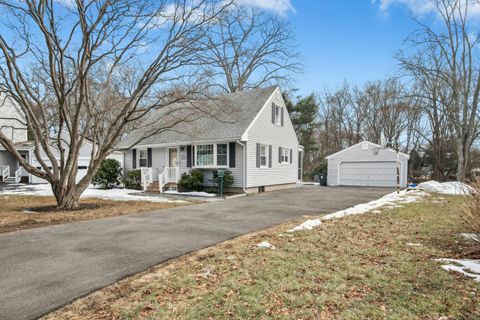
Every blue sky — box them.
[285,1,420,95]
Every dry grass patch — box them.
[45,195,480,320]
[0,195,191,233]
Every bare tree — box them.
[398,42,454,181]
[404,0,480,181]
[200,3,301,93]
[0,0,230,208]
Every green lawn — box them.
[46,195,480,320]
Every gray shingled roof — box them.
[116,86,277,149]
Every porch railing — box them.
[158,166,180,193]
[140,167,153,191]
[14,168,22,183]
[1,165,10,180]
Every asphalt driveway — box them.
[0,186,390,320]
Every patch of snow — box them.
[417,180,472,195]
[164,190,216,197]
[322,190,427,221]
[435,258,480,282]
[286,190,428,233]
[303,182,320,186]
[406,242,423,246]
[460,233,480,243]
[225,193,246,199]
[0,184,186,203]
[287,219,322,232]
[256,241,275,249]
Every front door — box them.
[168,148,178,167]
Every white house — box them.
[117,86,304,193]
[0,95,123,184]
[326,141,409,188]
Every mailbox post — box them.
[217,169,225,196]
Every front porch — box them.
[130,142,243,193]
[0,147,32,184]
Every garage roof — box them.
[325,141,410,160]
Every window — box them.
[260,144,267,167]
[196,144,214,166]
[281,147,290,163]
[217,144,228,166]
[273,104,282,125]
[139,149,147,167]
[194,143,229,167]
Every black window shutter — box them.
[256,143,260,168]
[290,148,293,164]
[271,103,275,124]
[132,149,137,169]
[147,148,152,167]
[278,147,282,163]
[268,145,272,168]
[229,142,236,168]
[192,146,195,167]
[187,145,192,168]
[281,107,284,126]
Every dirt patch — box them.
[0,195,194,233]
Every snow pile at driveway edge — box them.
[287,219,322,232]
[417,180,472,195]
[322,190,427,220]
[287,190,427,232]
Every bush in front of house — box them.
[213,170,234,188]
[178,169,204,192]
[92,159,123,189]
[123,169,141,190]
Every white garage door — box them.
[30,166,89,184]
[339,161,397,187]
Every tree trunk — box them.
[456,140,467,182]
[56,192,81,209]
[52,180,90,209]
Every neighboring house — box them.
[0,95,31,183]
[326,141,409,188]
[117,86,304,193]
[0,95,123,184]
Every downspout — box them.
[236,140,247,193]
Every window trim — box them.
[281,147,290,164]
[138,149,148,168]
[259,144,268,168]
[193,143,229,168]
[273,104,282,126]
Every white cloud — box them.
[236,0,295,15]
[374,0,480,19]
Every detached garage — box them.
[326,141,409,188]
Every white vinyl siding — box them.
[243,88,299,188]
